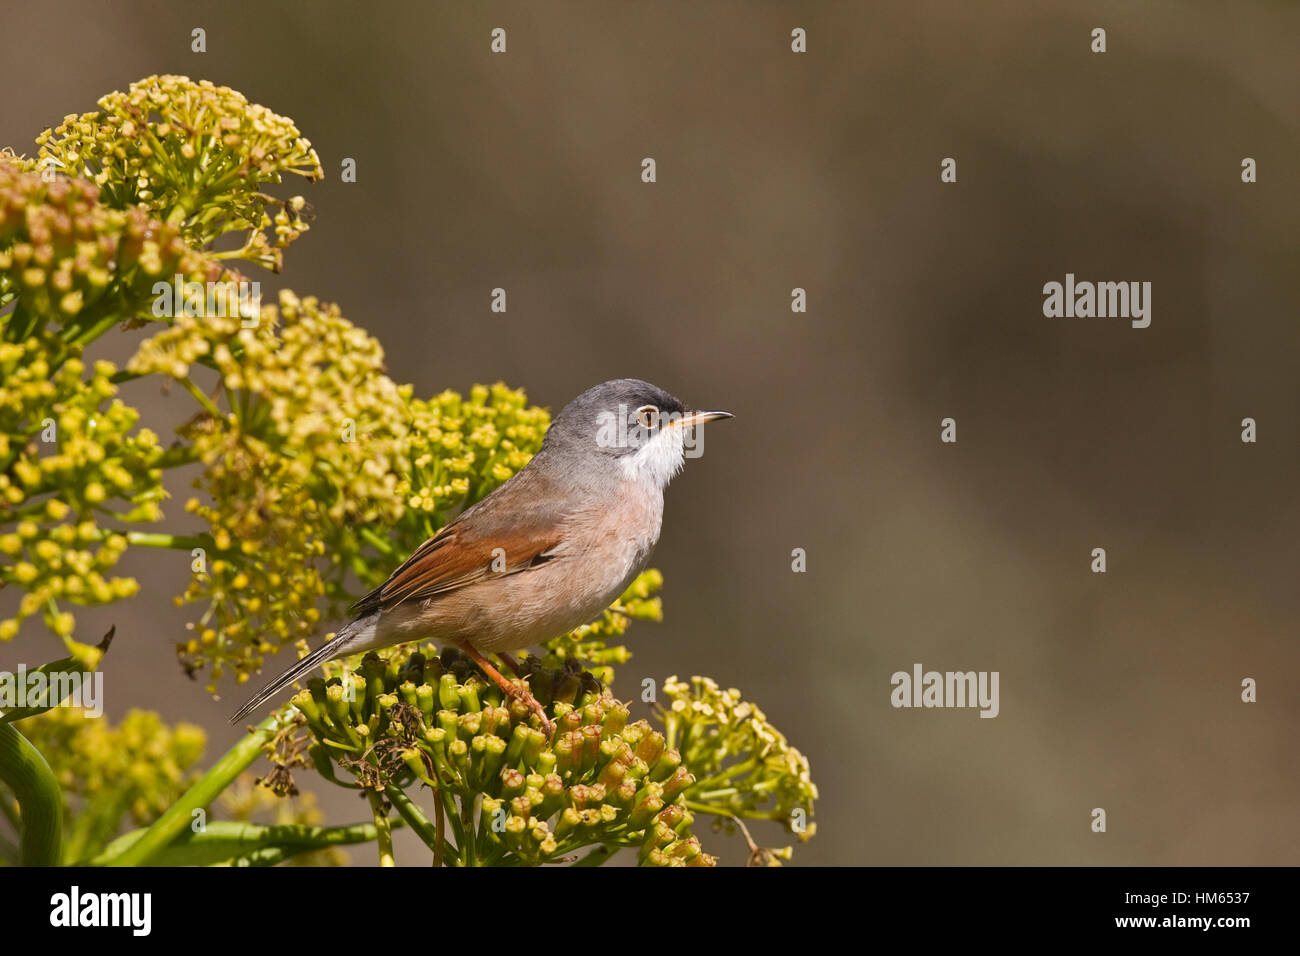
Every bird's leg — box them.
[457,641,555,738]
[494,651,521,676]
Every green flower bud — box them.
[554,807,584,839]
[531,750,557,777]
[458,679,481,713]
[627,781,665,830]
[479,704,509,739]
[520,727,546,771]
[648,748,682,782]
[668,836,704,865]
[634,730,666,767]
[398,679,419,710]
[654,803,692,835]
[642,847,670,867]
[500,768,526,801]
[638,821,677,865]
[503,723,530,769]
[535,773,566,821]
[568,783,605,811]
[416,683,436,721]
[457,710,482,740]
[437,672,459,712]
[660,766,694,802]
[448,738,469,781]
[509,794,533,821]
[553,731,580,778]
[579,724,602,775]
[470,734,506,791]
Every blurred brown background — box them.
[2,0,1297,865]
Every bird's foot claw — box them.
[501,679,555,739]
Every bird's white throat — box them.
[620,426,686,489]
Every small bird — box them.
[232,379,732,734]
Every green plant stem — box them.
[690,757,758,792]
[0,722,63,865]
[0,792,20,831]
[438,787,465,855]
[0,830,18,864]
[180,376,229,424]
[571,844,617,867]
[155,445,204,469]
[102,714,278,866]
[383,781,456,862]
[66,310,128,348]
[64,791,129,865]
[433,789,445,868]
[359,526,397,556]
[89,819,397,866]
[5,300,41,343]
[459,794,477,865]
[685,800,784,824]
[123,530,212,550]
[367,791,394,867]
[165,196,195,228]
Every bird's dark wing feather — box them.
[350,465,566,617]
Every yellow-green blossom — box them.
[0,335,166,643]
[7,707,206,863]
[297,643,716,867]
[0,158,220,330]
[0,75,820,869]
[36,75,321,271]
[660,675,818,849]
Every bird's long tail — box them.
[229,615,376,724]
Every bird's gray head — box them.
[541,379,733,489]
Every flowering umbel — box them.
[296,641,716,867]
[0,76,818,868]
[36,74,322,272]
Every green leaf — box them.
[0,628,114,725]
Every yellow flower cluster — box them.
[660,675,818,845]
[0,339,165,642]
[401,384,550,525]
[302,643,715,866]
[11,707,206,863]
[129,290,410,688]
[0,158,218,328]
[36,75,321,271]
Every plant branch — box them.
[100,713,280,866]
[367,790,394,867]
[0,722,63,865]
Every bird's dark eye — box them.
[635,404,659,429]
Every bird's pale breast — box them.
[373,478,663,654]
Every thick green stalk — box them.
[0,722,63,865]
[90,819,395,866]
[459,795,477,865]
[102,714,279,866]
[367,791,395,867]
[0,830,18,864]
[384,781,450,858]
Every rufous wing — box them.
[350,468,567,617]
